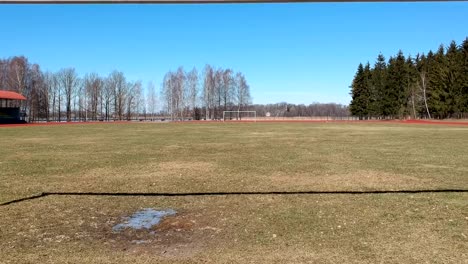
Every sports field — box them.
[1,122,467,263]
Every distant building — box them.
[0,90,27,124]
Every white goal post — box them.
[223,111,257,122]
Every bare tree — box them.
[109,71,127,120]
[214,68,223,119]
[7,56,29,95]
[174,67,186,119]
[76,79,85,121]
[57,74,62,122]
[84,73,103,121]
[102,77,114,121]
[162,71,174,119]
[133,81,143,120]
[43,72,56,121]
[234,72,251,118]
[203,64,215,120]
[0,59,8,89]
[58,68,80,122]
[419,71,431,119]
[186,67,199,119]
[416,54,432,119]
[7,57,29,117]
[147,81,157,120]
[222,68,233,112]
[28,64,45,122]
[161,69,186,120]
[126,81,142,120]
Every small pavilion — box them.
[0,90,27,124]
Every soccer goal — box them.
[223,111,257,122]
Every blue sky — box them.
[0,3,467,105]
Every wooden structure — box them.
[0,90,27,124]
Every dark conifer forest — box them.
[350,38,468,119]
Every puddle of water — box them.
[113,208,176,232]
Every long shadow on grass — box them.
[1,189,467,207]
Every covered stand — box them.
[0,90,27,124]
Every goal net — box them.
[223,111,257,122]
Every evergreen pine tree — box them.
[351,37,468,120]
[429,45,449,118]
[385,51,409,118]
[445,41,464,117]
[363,62,373,119]
[461,38,468,116]
[370,53,387,118]
[350,63,370,119]
[406,55,419,119]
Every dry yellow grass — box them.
[1,193,467,263]
[2,122,467,203]
[0,122,467,263]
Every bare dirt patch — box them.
[107,209,209,258]
[92,209,218,258]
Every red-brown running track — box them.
[1,119,468,128]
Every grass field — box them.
[1,122,467,263]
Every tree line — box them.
[1,56,349,122]
[349,37,468,119]
[160,65,251,120]
[248,102,349,118]
[0,57,253,122]
[0,56,148,122]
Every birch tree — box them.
[203,64,215,120]
[147,81,157,120]
[234,72,251,119]
[174,67,186,119]
[186,67,199,118]
[416,54,432,119]
[222,68,233,112]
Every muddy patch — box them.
[103,209,213,257]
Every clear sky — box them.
[0,3,467,105]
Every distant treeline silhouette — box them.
[247,102,349,118]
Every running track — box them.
[1,119,468,128]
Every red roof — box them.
[0,90,26,100]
